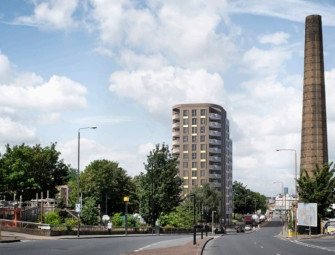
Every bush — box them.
[44,212,61,225]
[112,212,124,227]
[65,218,78,230]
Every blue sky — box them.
[1,0,335,197]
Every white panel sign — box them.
[297,203,317,227]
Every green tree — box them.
[79,159,138,215]
[81,197,99,225]
[0,143,69,200]
[233,181,267,215]
[139,144,182,227]
[298,163,335,220]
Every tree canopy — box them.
[138,144,182,226]
[233,181,267,214]
[79,159,138,215]
[298,163,335,219]
[0,143,69,200]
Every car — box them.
[244,224,252,231]
[235,225,244,233]
[324,220,335,235]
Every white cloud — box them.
[0,50,10,83]
[90,0,237,72]
[0,75,87,112]
[242,47,292,75]
[15,0,79,30]
[58,138,146,176]
[109,67,227,120]
[138,142,155,156]
[0,117,36,143]
[229,0,335,26]
[259,32,290,45]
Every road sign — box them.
[75,203,81,213]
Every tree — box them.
[138,144,182,227]
[81,197,99,225]
[298,163,335,220]
[233,181,267,215]
[159,183,222,228]
[79,159,138,215]
[192,183,222,223]
[0,143,70,200]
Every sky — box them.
[1,0,335,197]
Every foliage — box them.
[192,183,222,223]
[138,144,182,226]
[127,215,141,227]
[233,181,267,215]
[112,212,124,227]
[159,200,194,228]
[65,218,78,230]
[0,143,70,200]
[81,197,99,225]
[159,183,222,228]
[298,163,335,219]
[44,212,62,225]
[79,159,138,215]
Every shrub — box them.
[44,212,61,225]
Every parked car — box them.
[324,220,335,235]
[235,225,244,233]
[244,224,252,231]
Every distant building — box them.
[172,103,233,224]
[274,194,298,213]
[284,187,288,195]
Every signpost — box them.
[297,203,317,236]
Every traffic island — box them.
[123,237,213,255]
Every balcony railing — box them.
[172,113,180,120]
[172,148,180,154]
[209,130,221,137]
[172,122,180,128]
[209,148,221,154]
[172,131,180,137]
[209,174,222,179]
[209,113,221,120]
[172,139,180,145]
[210,182,222,188]
[209,122,221,129]
[209,165,221,170]
[209,139,221,145]
[209,156,221,162]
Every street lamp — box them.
[77,126,97,238]
[189,194,196,245]
[212,210,216,235]
[276,149,297,198]
[124,196,129,236]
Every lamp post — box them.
[189,194,196,245]
[77,126,97,238]
[124,196,129,236]
[244,196,250,214]
[276,149,297,197]
[212,210,216,235]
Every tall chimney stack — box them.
[300,15,328,177]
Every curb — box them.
[199,237,213,255]
[0,239,21,243]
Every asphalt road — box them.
[203,219,335,255]
[0,234,192,255]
